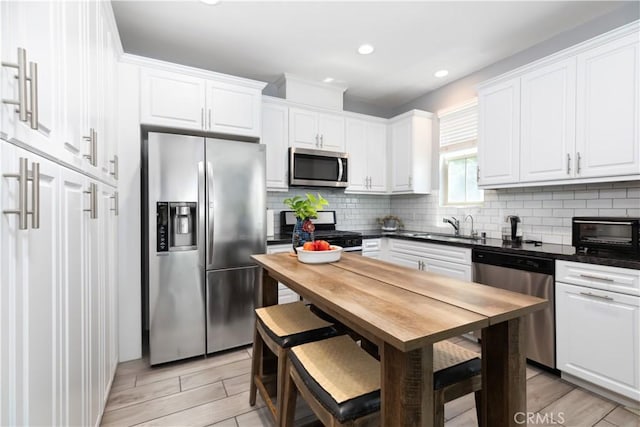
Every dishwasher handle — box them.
[472,249,555,275]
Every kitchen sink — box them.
[398,231,481,243]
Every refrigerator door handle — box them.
[207,160,214,267]
[198,160,206,268]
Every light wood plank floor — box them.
[102,338,640,427]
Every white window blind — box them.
[438,99,478,151]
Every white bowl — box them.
[296,245,343,264]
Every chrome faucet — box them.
[464,214,478,238]
[442,217,460,235]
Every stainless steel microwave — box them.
[289,147,348,188]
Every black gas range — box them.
[280,211,363,252]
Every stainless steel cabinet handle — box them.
[408,175,412,187]
[83,183,98,219]
[2,48,28,122]
[201,108,204,129]
[29,162,39,229]
[315,134,319,148]
[580,291,613,301]
[27,61,38,129]
[3,157,29,229]
[417,260,422,270]
[110,155,118,179]
[83,128,97,166]
[320,134,324,148]
[576,152,582,174]
[477,166,480,182]
[579,273,614,282]
[566,153,571,174]
[208,109,211,130]
[110,191,119,216]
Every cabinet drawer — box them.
[362,238,381,252]
[388,238,471,265]
[556,260,640,296]
[423,258,472,281]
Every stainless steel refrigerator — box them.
[145,132,266,365]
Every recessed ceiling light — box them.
[200,0,220,5]
[358,44,375,55]
[323,77,334,83]
[434,69,449,78]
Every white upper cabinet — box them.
[262,99,289,191]
[389,110,432,194]
[1,1,59,156]
[140,68,206,130]
[140,67,264,138]
[346,117,387,193]
[478,23,639,188]
[478,78,520,186]
[520,59,576,182]
[289,107,345,151]
[206,80,261,137]
[575,32,640,178]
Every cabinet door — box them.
[367,122,387,192]
[317,112,345,151]
[206,81,261,137]
[100,186,117,397]
[262,102,289,190]
[59,0,86,167]
[520,59,576,182]
[1,1,60,157]
[390,118,412,192]
[478,79,520,186]
[575,33,640,178]
[0,142,60,426]
[59,168,88,427]
[289,108,319,149]
[140,68,206,130]
[556,283,640,401]
[345,118,367,191]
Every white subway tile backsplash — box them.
[574,190,599,199]
[563,200,586,208]
[586,199,612,208]
[613,198,640,208]
[599,189,627,199]
[552,192,574,200]
[542,200,563,208]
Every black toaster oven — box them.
[572,217,640,255]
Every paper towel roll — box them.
[266,209,275,238]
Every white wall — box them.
[117,63,142,362]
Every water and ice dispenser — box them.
[156,202,197,252]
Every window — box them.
[439,99,483,206]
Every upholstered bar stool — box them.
[281,336,482,427]
[249,301,339,425]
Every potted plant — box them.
[377,215,404,231]
[283,193,329,252]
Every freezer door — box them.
[206,138,266,269]
[206,266,259,354]
[147,132,206,364]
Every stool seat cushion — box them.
[256,301,338,348]
[289,335,380,423]
[433,341,481,390]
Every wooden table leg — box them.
[260,268,278,308]
[381,342,434,427]
[258,269,278,401]
[481,318,526,427]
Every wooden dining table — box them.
[250,252,548,427]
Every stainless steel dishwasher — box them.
[472,249,556,369]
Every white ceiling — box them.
[112,1,625,109]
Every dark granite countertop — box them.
[268,229,639,269]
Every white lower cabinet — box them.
[266,244,300,304]
[1,140,118,426]
[556,261,640,401]
[361,238,382,259]
[385,238,472,281]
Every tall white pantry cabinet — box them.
[1,1,120,426]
